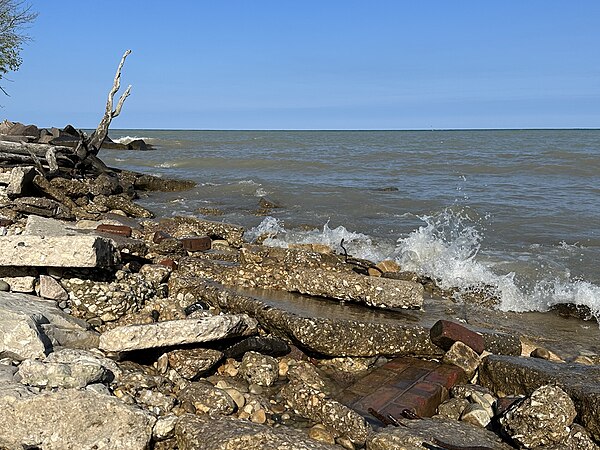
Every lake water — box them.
[100,129,600,321]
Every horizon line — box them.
[102,127,600,132]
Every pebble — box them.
[308,425,335,445]
[460,403,491,427]
[224,388,245,409]
[0,280,9,291]
[336,436,355,450]
[248,383,263,395]
[531,347,551,360]
[251,408,267,424]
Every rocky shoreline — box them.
[0,137,599,449]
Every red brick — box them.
[96,224,132,237]
[153,230,172,243]
[430,319,485,354]
[180,236,211,252]
[424,364,467,388]
[158,258,178,270]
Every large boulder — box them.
[0,291,98,360]
[0,386,155,449]
[0,235,116,268]
[500,384,576,448]
[479,355,600,440]
[176,414,339,450]
[367,417,513,450]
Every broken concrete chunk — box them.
[99,314,258,352]
[39,275,69,300]
[0,387,155,449]
[0,235,116,267]
[0,291,97,360]
[6,166,35,198]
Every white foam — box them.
[246,211,600,322]
[112,135,155,145]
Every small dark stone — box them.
[151,310,160,322]
[530,347,551,360]
[224,335,291,360]
[375,186,399,192]
[0,280,9,291]
[127,139,149,150]
[184,301,209,316]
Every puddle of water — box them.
[232,287,600,360]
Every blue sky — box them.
[3,1,600,129]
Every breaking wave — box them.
[246,211,600,321]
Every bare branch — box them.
[112,84,131,118]
[105,49,131,117]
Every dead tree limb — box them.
[87,49,132,154]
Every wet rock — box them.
[178,281,442,358]
[235,244,424,309]
[16,358,106,389]
[178,380,237,415]
[0,235,116,267]
[175,413,338,449]
[100,314,258,352]
[479,355,600,440]
[281,379,370,446]
[436,397,470,419]
[0,291,97,360]
[239,351,279,386]
[480,329,522,356]
[367,417,513,450]
[147,216,245,247]
[0,386,155,449]
[38,274,69,300]
[167,348,223,380]
[130,172,196,192]
[500,385,576,448]
[224,335,291,360]
[442,341,481,379]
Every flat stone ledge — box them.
[99,314,258,352]
[0,235,116,267]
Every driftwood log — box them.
[0,50,133,176]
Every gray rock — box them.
[6,166,35,198]
[38,275,69,300]
[500,385,576,448]
[2,275,35,293]
[436,397,470,420]
[0,235,116,267]
[172,280,442,358]
[460,403,491,428]
[281,379,370,446]
[479,355,600,440]
[177,380,237,415]
[443,341,481,379]
[167,347,223,380]
[0,280,8,291]
[99,314,258,352]
[176,413,338,450]
[17,358,106,388]
[0,386,155,449]
[12,196,74,220]
[44,348,121,382]
[145,216,244,247]
[0,291,98,360]
[153,414,178,441]
[239,351,279,387]
[0,363,17,383]
[367,417,513,450]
